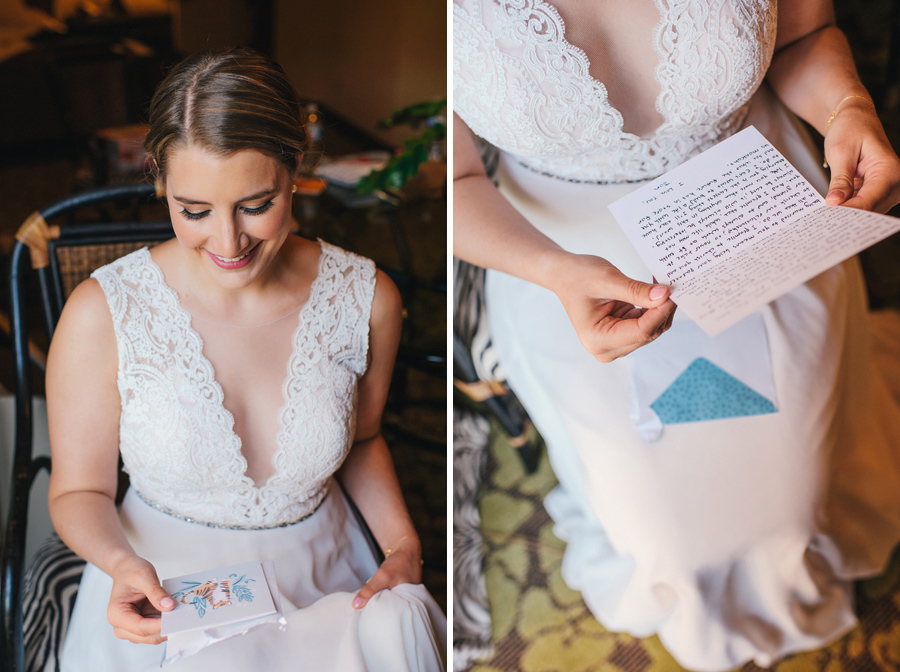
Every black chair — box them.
[1,182,172,672]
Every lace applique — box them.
[453,0,776,182]
[91,241,376,528]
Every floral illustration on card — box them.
[171,573,256,618]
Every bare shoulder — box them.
[57,277,114,336]
[48,277,117,377]
[371,268,403,330]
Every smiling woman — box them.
[158,147,298,300]
[45,48,446,672]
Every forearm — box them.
[766,24,869,134]
[452,111,572,291]
[337,434,420,560]
[49,490,138,575]
[453,172,571,290]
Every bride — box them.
[454,0,900,669]
[47,48,445,671]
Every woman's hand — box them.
[547,252,677,363]
[351,538,423,609]
[107,554,175,644]
[824,99,900,214]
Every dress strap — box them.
[314,240,377,376]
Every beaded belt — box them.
[516,160,656,185]
[135,490,325,530]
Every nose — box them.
[213,214,248,258]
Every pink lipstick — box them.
[207,243,259,269]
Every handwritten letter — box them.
[609,127,900,335]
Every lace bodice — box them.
[91,241,376,529]
[453,0,776,182]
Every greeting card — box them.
[160,560,285,665]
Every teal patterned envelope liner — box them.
[650,357,777,424]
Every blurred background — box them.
[0,0,447,618]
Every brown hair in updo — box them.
[144,47,309,183]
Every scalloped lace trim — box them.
[453,0,776,182]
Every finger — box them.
[823,141,860,206]
[609,302,645,320]
[352,573,390,609]
[112,624,166,645]
[663,304,677,332]
[110,605,163,641]
[131,567,175,613]
[825,176,855,206]
[589,300,675,363]
[639,301,676,342]
[591,265,670,309]
[840,170,899,213]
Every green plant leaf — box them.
[357,121,447,194]
[377,98,447,130]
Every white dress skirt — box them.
[484,83,900,670]
[61,484,447,672]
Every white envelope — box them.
[160,560,285,665]
[628,314,777,441]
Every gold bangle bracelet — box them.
[827,94,874,129]
[384,535,410,558]
[383,535,424,565]
[823,95,875,168]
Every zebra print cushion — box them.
[453,258,506,383]
[23,533,85,672]
[452,408,493,670]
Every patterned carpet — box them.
[463,422,900,672]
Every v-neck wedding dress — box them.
[454,1,900,669]
[60,241,446,671]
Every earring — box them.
[292,183,297,194]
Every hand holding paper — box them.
[609,126,900,335]
[107,554,174,646]
[160,561,285,665]
[546,253,676,363]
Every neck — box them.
[176,237,302,324]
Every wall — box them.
[274,0,446,147]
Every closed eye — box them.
[242,200,274,216]
[180,208,210,221]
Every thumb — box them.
[352,581,376,610]
[826,174,854,205]
[824,156,856,206]
[594,265,670,307]
[136,570,175,611]
[352,571,391,610]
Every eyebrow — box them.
[173,186,279,205]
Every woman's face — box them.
[163,145,294,291]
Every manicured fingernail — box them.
[649,285,668,301]
[161,597,175,609]
[352,597,364,609]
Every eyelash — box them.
[243,200,274,216]
[179,200,275,221]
